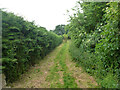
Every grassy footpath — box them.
[10,41,98,88]
[46,42,77,88]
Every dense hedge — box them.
[67,2,120,88]
[2,10,63,83]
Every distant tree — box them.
[53,25,66,35]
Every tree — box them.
[53,24,66,35]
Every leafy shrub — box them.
[95,2,119,72]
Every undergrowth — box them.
[69,41,119,88]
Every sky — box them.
[0,0,80,30]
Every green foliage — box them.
[100,73,118,88]
[69,42,119,88]
[2,10,63,83]
[95,2,119,70]
[68,2,120,88]
[63,34,68,42]
[53,24,68,35]
[53,25,65,35]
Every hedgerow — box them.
[2,10,63,83]
[67,2,120,88]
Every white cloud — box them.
[0,0,79,30]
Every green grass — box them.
[46,42,77,88]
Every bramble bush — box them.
[2,10,63,83]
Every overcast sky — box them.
[0,0,80,30]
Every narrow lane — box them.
[11,41,98,88]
